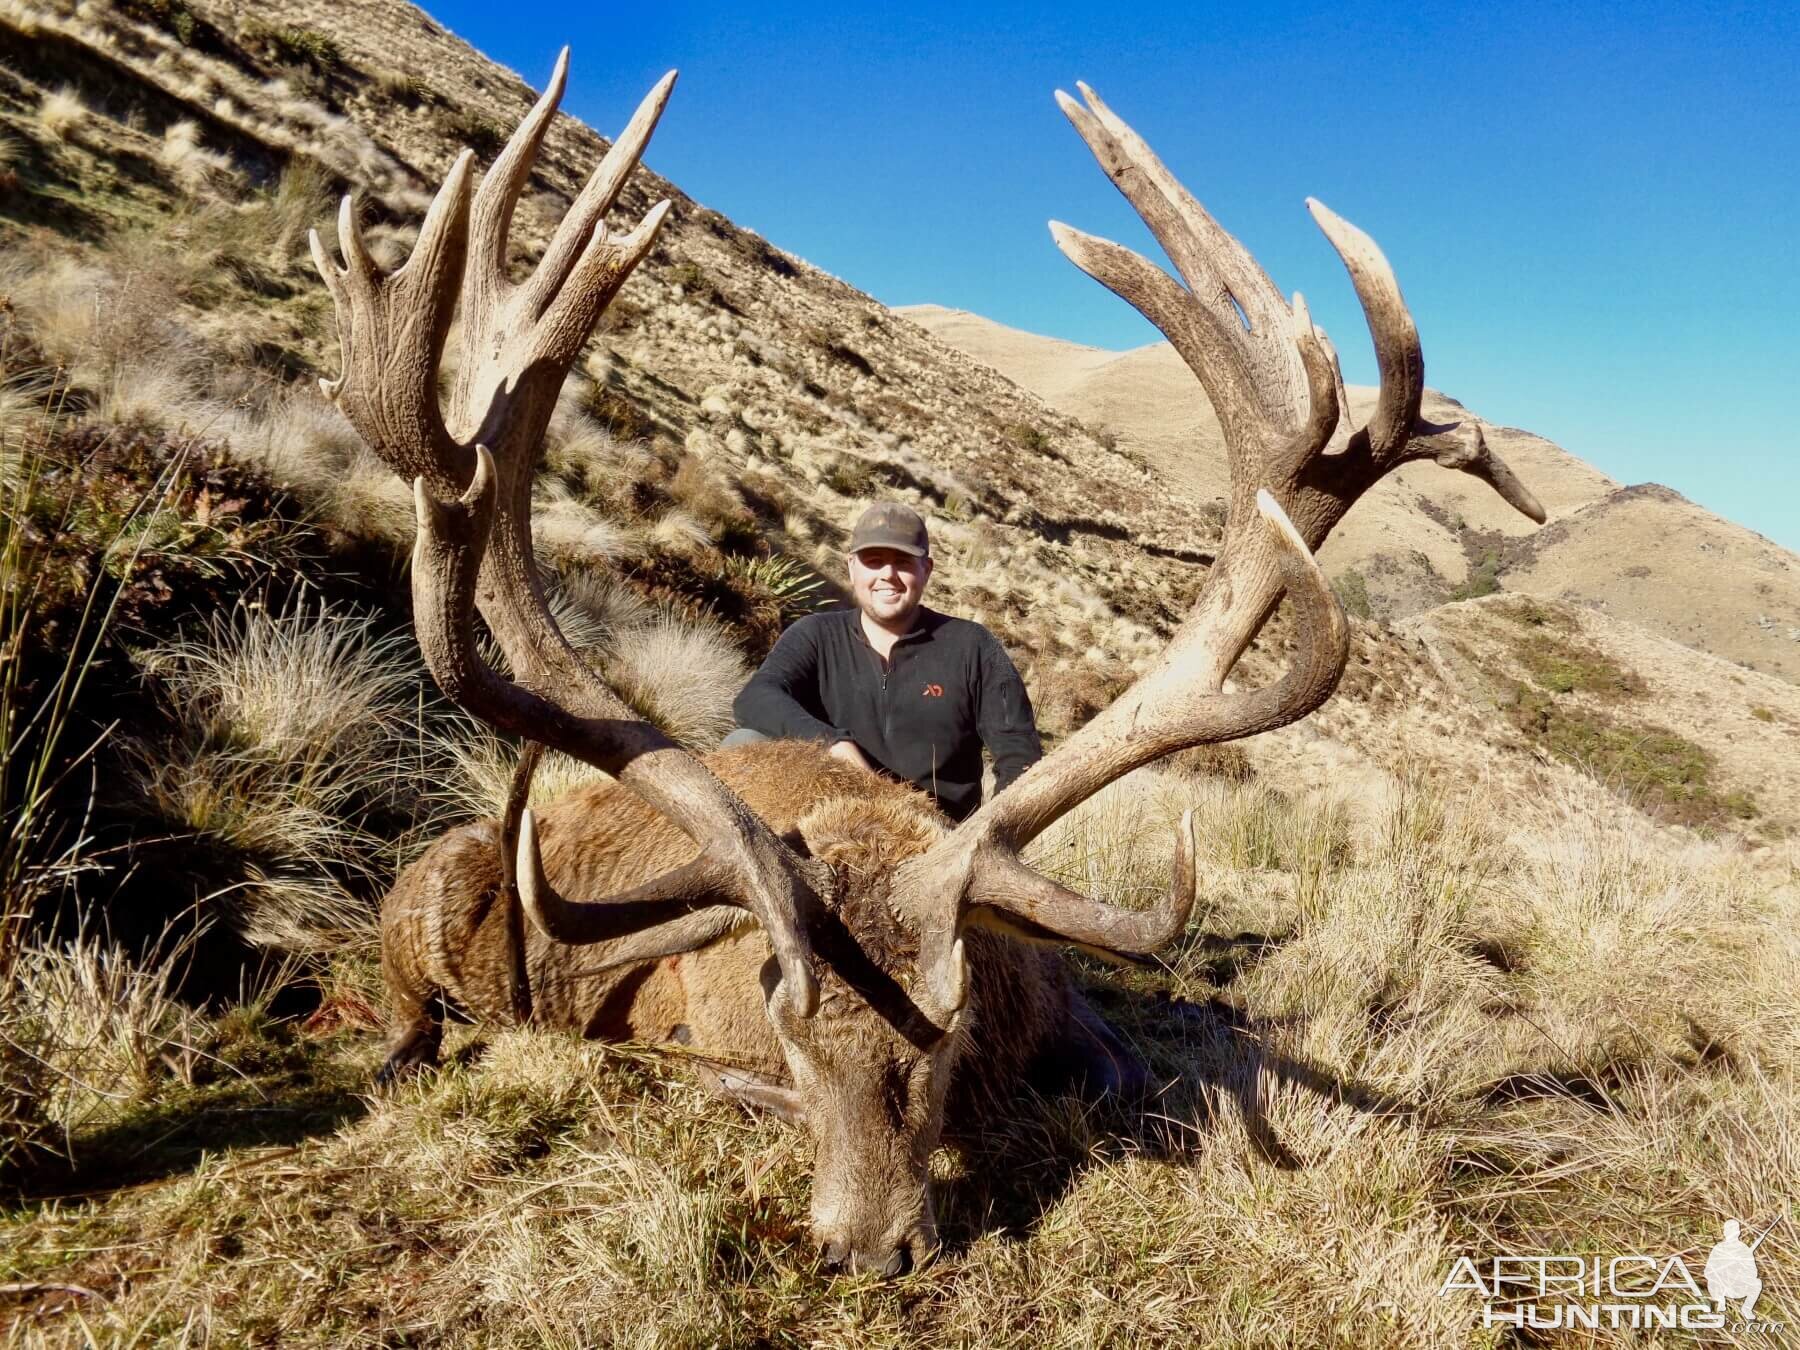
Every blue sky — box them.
[421,1,1799,551]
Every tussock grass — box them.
[2,770,1795,1342]
[604,613,750,751]
[37,86,86,141]
[158,118,237,195]
[126,598,443,950]
[2,928,205,1149]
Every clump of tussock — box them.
[216,388,416,543]
[127,598,445,949]
[37,85,86,140]
[0,243,214,423]
[0,366,68,460]
[532,479,637,567]
[159,118,238,194]
[89,354,215,431]
[603,613,750,751]
[648,506,714,557]
[1,930,204,1156]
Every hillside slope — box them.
[901,305,1800,688]
[3,0,1788,855]
[1505,484,1800,682]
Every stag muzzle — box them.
[807,1126,939,1279]
[812,1204,937,1279]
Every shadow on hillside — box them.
[5,1045,370,1206]
[934,986,1411,1256]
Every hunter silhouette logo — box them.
[1705,1218,1767,1320]
[921,683,944,698]
[1441,1214,1787,1332]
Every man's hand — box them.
[828,738,877,775]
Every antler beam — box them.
[311,53,824,1015]
[898,84,1548,1001]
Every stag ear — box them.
[704,1064,807,1127]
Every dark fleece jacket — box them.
[732,607,1041,821]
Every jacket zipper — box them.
[879,656,890,744]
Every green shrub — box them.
[1333,569,1373,620]
[440,107,505,158]
[821,454,876,498]
[1449,550,1501,600]
[376,71,432,108]
[241,20,344,71]
[1002,422,1051,454]
[120,0,198,43]
[584,386,650,443]
[1505,684,1755,830]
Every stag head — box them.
[314,56,1541,1276]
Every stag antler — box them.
[896,83,1547,1013]
[310,52,825,1015]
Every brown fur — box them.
[379,738,1128,1271]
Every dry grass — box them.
[3,769,1792,1345]
[126,598,446,950]
[37,86,86,141]
[0,929,205,1151]
[158,119,238,195]
[603,613,750,751]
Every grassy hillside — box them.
[2,0,1797,1344]
[903,305,1800,685]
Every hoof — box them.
[375,1030,441,1087]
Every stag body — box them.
[382,740,1125,1272]
[317,52,1544,1276]
[382,740,1100,1105]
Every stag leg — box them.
[376,952,443,1086]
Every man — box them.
[726,502,1041,821]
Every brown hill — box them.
[1503,483,1800,682]
[4,0,1790,851]
[900,306,1800,690]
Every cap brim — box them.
[848,539,927,558]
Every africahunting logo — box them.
[1440,1216,1787,1332]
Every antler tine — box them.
[308,151,476,493]
[466,46,572,302]
[523,69,678,324]
[1306,198,1422,463]
[1414,419,1548,523]
[965,809,1197,964]
[1303,199,1544,522]
[1049,219,1262,448]
[1055,83,1309,447]
[515,808,737,940]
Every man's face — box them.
[849,548,932,628]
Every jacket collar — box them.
[848,605,942,649]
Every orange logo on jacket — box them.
[921,683,944,698]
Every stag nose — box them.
[819,1238,914,1279]
[877,1245,912,1279]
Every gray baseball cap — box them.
[847,502,929,557]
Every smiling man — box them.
[726,502,1041,821]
